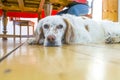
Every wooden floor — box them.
[0,38,120,80]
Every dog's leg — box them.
[28,28,44,45]
[105,33,120,44]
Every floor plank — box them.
[0,38,27,60]
[0,42,120,80]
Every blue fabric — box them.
[57,4,89,16]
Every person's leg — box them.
[67,4,89,16]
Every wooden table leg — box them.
[2,10,8,40]
[44,3,53,16]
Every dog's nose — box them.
[47,35,56,43]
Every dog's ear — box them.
[34,26,44,44]
[28,20,44,45]
[63,18,74,44]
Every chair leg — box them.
[27,25,29,38]
[20,25,21,38]
[33,26,34,35]
[13,21,15,38]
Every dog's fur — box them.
[28,14,120,46]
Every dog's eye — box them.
[56,25,63,29]
[44,24,49,29]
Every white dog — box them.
[28,14,120,46]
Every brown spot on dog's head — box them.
[85,25,89,32]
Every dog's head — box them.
[35,15,74,47]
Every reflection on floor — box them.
[0,38,120,80]
[0,38,27,60]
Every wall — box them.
[93,0,119,22]
[92,0,102,20]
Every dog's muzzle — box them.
[45,35,61,47]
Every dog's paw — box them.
[27,38,38,45]
[105,34,120,44]
[105,37,114,44]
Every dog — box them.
[28,14,120,46]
